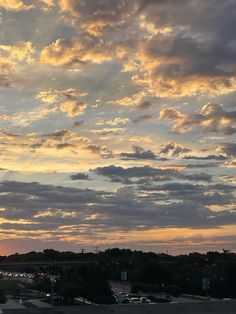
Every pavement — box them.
[0,299,25,310]
[26,299,53,308]
[1,300,236,314]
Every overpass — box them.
[0,261,95,268]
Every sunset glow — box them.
[0,0,235,255]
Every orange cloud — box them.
[0,0,35,11]
[59,0,137,36]
[160,104,236,134]
[60,100,87,117]
[40,37,114,66]
[36,88,88,118]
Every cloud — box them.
[216,143,236,157]
[112,91,149,107]
[40,38,82,66]
[142,182,235,208]
[183,155,228,161]
[184,163,220,169]
[132,114,153,123]
[36,88,88,117]
[73,120,84,127]
[129,33,236,97]
[225,159,236,168]
[26,0,236,99]
[84,145,113,159]
[60,100,87,117]
[91,128,124,136]
[0,167,8,172]
[0,41,35,63]
[43,129,71,140]
[160,141,191,157]
[70,173,90,180]
[9,106,57,127]
[1,0,236,252]
[40,36,129,66]
[0,179,234,243]
[96,117,129,126]
[138,101,152,110]
[124,0,236,97]
[129,136,152,143]
[40,0,55,8]
[160,104,236,134]
[37,88,88,104]
[120,146,161,161]
[0,41,35,87]
[36,90,59,104]
[0,62,13,74]
[53,0,236,98]
[0,75,15,87]
[0,0,35,11]
[0,129,90,161]
[93,165,212,184]
[59,0,137,36]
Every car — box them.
[115,292,129,303]
[140,297,151,304]
[130,297,141,304]
[122,298,131,304]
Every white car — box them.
[130,297,141,304]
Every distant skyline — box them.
[0,0,236,255]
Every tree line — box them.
[0,248,235,304]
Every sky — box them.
[0,0,236,255]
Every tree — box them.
[59,282,80,304]
[0,289,7,304]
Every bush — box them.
[93,295,116,304]
[0,289,7,304]
[165,284,182,297]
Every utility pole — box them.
[94,246,100,254]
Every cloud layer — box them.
[0,0,235,254]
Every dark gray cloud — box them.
[85,144,113,158]
[0,180,235,235]
[160,141,191,157]
[70,173,90,180]
[132,114,153,124]
[56,143,75,149]
[181,173,212,182]
[141,0,236,40]
[184,163,220,169]
[93,165,212,184]
[216,143,236,157]
[120,146,163,161]
[73,120,84,127]
[138,101,152,110]
[140,182,235,207]
[60,0,137,34]
[43,129,70,139]
[183,155,228,161]
[133,0,236,97]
